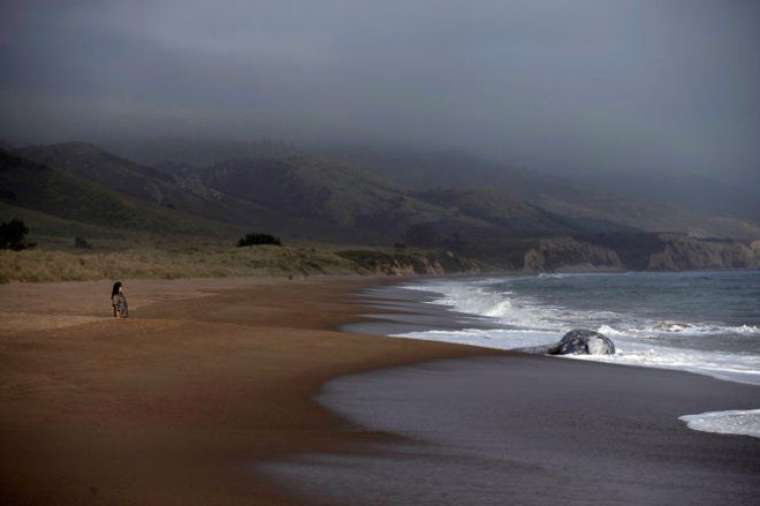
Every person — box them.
[111,281,129,318]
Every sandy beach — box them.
[0,277,496,505]
[2,276,758,505]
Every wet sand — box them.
[2,277,758,505]
[263,284,760,506]
[0,277,497,505]
[267,356,760,505]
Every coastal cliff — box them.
[522,235,760,273]
[523,238,623,273]
[336,249,482,276]
[648,237,760,271]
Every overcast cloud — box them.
[1,0,758,182]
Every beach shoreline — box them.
[2,275,759,505]
[267,353,760,506]
[264,279,760,505]
[0,275,502,505]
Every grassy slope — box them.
[0,245,353,283]
[0,149,241,237]
[6,142,758,277]
[0,241,485,283]
[8,142,656,247]
[198,156,583,247]
[14,144,474,243]
[0,148,490,282]
[0,146,673,272]
[332,147,760,240]
[16,143,277,229]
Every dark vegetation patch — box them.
[0,218,34,250]
[237,233,282,247]
[74,236,93,249]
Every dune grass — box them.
[0,244,365,283]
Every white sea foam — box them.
[597,322,760,337]
[568,341,760,386]
[397,277,760,386]
[538,272,568,279]
[408,279,760,338]
[392,327,558,351]
[397,275,760,439]
[391,327,760,385]
[403,279,582,330]
[679,409,760,439]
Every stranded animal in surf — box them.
[111,281,129,318]
[548,329,615,355]
[515,329,616,356]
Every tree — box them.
[237,233,282,247]
[0,218,32,250]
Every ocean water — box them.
[260,272,760,504]
[392,271,760,436]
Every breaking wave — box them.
[397,273,760,438]
[397,275,760,386]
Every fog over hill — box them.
[100,137,760,239]
[1,0,759,268]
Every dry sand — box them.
[0,276,496,505]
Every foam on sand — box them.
[680,409,760,439]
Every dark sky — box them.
[1,0,759,183]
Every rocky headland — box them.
[522,234,760,273]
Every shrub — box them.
[74,236,93,249]
[0,218,32,250]
[237,233,282,247]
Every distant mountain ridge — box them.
[2,141,759,271]
[110,138,760,239]
[325,146,760,239]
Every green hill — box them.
[321,146,760,240]
[0,149,237,237]
[14,142,590,246]
[16,142,274,229]
[4,142,758,271]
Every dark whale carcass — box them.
[514,329,616,356]
[547,329,616,355]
